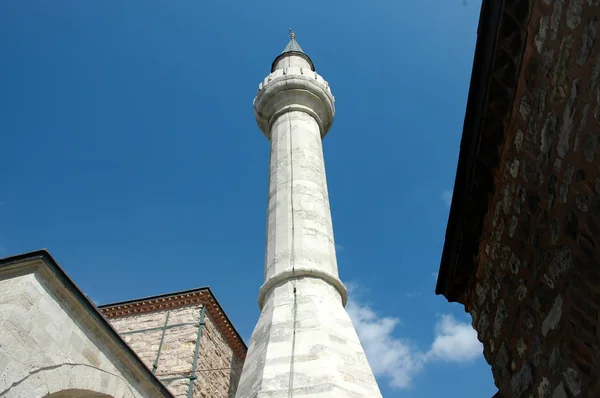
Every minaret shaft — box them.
[235,35,382,398]
[265,111,338,282]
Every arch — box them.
[44,389,113,397]
[2,363,138,398]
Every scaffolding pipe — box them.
[187,306,206,398]
[160,376,190,383]
[120,321,197,335]
[152,311,171,374]
[159,366,244,384]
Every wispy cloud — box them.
[347,298,423,389]
[336,244,345,252]
[346,285,482,390]
[432,271,439,279]
[404,291,421,299]
[425,314,481,362]
[441,190,453,206]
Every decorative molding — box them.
[258,267,348,310]
[99,289,247,362]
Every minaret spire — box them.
[270,30,314,72]
[280,29,305,55]
[235,35,383,397]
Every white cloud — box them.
[441,190,453,206]
[346,299,423,389]
[425,314,481,362]
[346,288,482,390]
[336,244,345,252]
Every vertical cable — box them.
[287,111,298,397]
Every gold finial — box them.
[289,28,295,39]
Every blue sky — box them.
[0,0,496,396]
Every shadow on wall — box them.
[228,355,244,398]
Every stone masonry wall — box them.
[108,304,242,397]
[0,272,156,398]
[465,1,600,397]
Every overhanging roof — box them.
[436,0,531,301]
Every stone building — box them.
[0,250,246,397]
[436,0,599,397]
[99,287,245,397]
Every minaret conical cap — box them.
[270,29,315,72]
[282,33,304,54]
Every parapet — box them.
[256,66,332,96]
[253,66,335,140]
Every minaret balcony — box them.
[253,66,335,140]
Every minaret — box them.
[235,32,382,398]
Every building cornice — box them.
[99,287,248,362]
[436,0,532,302]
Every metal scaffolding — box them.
[118,306,207,398]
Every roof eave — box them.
[435,0,510,301]
[99,285,248,355]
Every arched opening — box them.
[44,389,113,398]
[4,363,137,397]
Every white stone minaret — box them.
[235,32,382,398]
